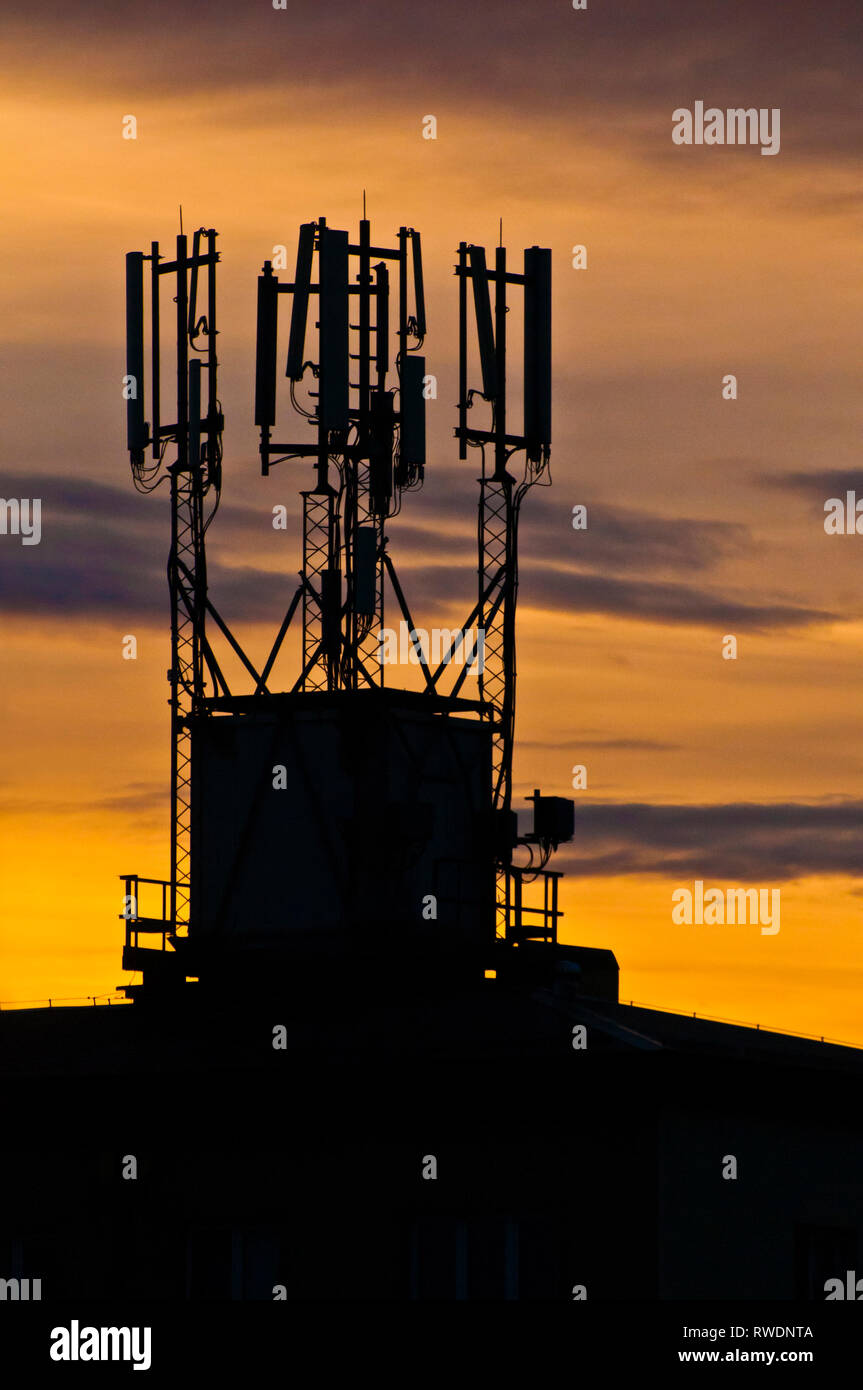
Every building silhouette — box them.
[2,214,861,1304]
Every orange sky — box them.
[1,0,862,1042]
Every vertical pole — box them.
[207,229,218,468]
[151,242,160,459]
[169,463,180,931]
[496,245,515,824]
[255,259,276,476]
[176,235,188,469]
[170,234,188,933]
[188,356,205,700]
[494,245,506,479]
[350,220,371,692]
[316,219,329,495]
[358,219,370,448]
[458,242,467,460]
[124,252,146,455]
[374,264,389,391]
[398,227,408,375]
[314,218,339,691]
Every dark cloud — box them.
[523,566,834,630]
[0,473,839,632]
[403,561,834,631]
[517,735,681,754]
[759,469,863,498]
[4,0,860,168]
[394,488,750,577]
[0,473,293,626]
[555,799,863,882]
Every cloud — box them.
[401,486,750,576]
[389,490,838,629]
[3,781,165,822]
[554,799,863,882]
[402,561,835,631]
[524,501,749,576]
[759,469,863,498]
[3,0,860,178]
[541,737,682,752]
[0,473,840,633]
[517,734,682,760]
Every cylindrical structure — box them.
[125,251,148,454]
[523,245,552,461]
[254,266,278,428]
[319,227,350,431]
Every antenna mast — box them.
[125,229,224,935]
[254,216,427,693]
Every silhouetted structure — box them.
[121,216,574,995]
[3,217,859,1309]
[4,990,863,1300]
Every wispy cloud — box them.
[556,799,863,881]
[0,474,841,633]
[5,0,859,179]
[758,468,863,497]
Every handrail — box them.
[621,999,859,1051]
[119,873,174,951]
[501,864,561,944]
[0,993,128,1011]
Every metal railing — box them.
[119,874,175,951]
[621,999,859,1051]
[0,993,128,1011]
[501,866,562,944]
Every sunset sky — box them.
[1,0,862,1041]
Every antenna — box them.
[188,357,201,467]
[122,225,223,937]
[399,353,426,475]
[410,230,426,338]
[318,225,350,431]
[455,234,554,822]
[374,261,389,381]
[117,212,571,1001]
[188,229,201,341]
[369,388,395,513]
[254,262,278,429]
[125,251,149,456]
[523,246,552,462]
[468,245,497,399]
[250,213,429,692]
[285,222,315,381]
[150,241,160,459]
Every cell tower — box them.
[119,215,574,996]
[455,240,567,937]
[253,217,427,694]
[125,229,225,937]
